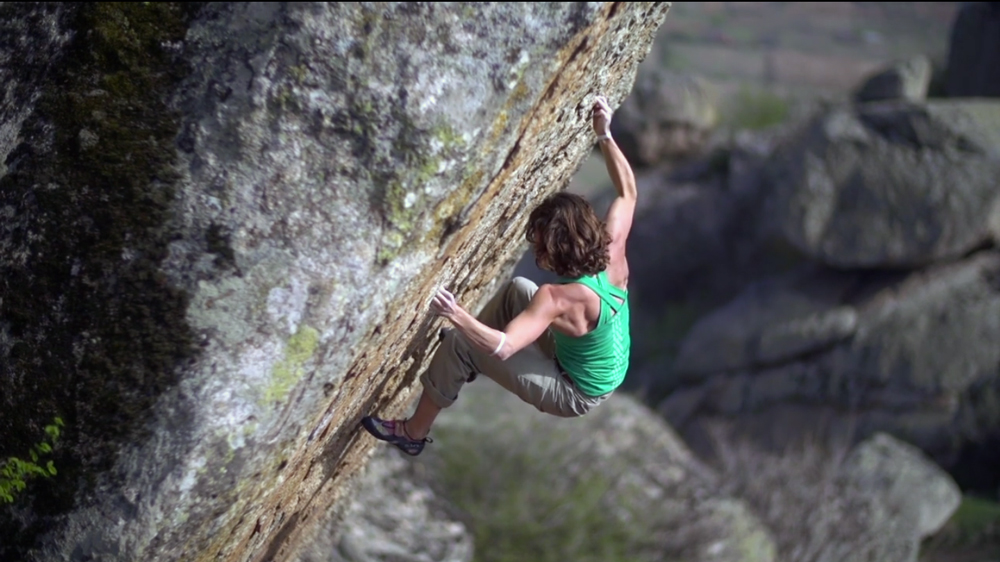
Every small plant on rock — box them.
[0,417,64,504]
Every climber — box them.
[361,95,635,456]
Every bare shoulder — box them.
[532,283,567,311]
[541,282,589,307]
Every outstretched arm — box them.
[431,286,561,361]
[593,96,637,261]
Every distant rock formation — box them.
[767,100,1000,268]
[651,99,1000,481]
[610,63,719,167]
[0,3,670,560]
[716,427,960,562]
[853,55,932,103]
[664,251,1000,467]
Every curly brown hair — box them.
[525,192,611,278]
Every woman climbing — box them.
[362,95,636,455]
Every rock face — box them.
[610,63,719,167]
[767,100,1000,268]
[662,250,1000,468]
[841,433,961,542]
[295,448,473,562]
[946,2,1000,98]
[853,55,932,103]
[714,429,960,562]
[0,3,671,561]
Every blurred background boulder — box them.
[611,63,720,167]
[853,55,932,102]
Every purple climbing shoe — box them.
[361,415,432,456]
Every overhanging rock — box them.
[0,3,671,561]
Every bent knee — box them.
[510,276,539,294]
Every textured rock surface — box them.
[295,448,473,562]
[0,3,73,172]
[853,55,932,103]
[662,251,1000,466]
[712,428,961,562]
[0,3,670,561]
[673,265,860,379]
[841,433,961,540]
[946,2,1000,98]
[766,100,1000,268]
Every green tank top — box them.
[552,271,630,397]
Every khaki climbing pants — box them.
[420,276,610,418]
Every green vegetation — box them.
[923,495,1000,551]
[722,87,790,131]
[950,496,1000,531]
[0,418,64,504]
[433,423,656,562]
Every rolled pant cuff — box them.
[420,371,457,409]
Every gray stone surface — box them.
[674,265,861,379]
[296,449,473,562]
[841,433,961,540]
[0,3,671,561]
[662,251,1000,465]
[709,427,960,562]
[854,55,932,103]
[0,3,73,173]
[766,100,1000,268]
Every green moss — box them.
[262,326,319,405]
[375,117,475,264]
[289,64,309,84]
[351,6,383,60]
[384,181,417,231]
[511,79,531,104]
[0,2,202,553]
[433,123,464,149]
[490,110,510,143]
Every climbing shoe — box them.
[361,416,432,457]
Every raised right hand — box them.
[592,95,612,137]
